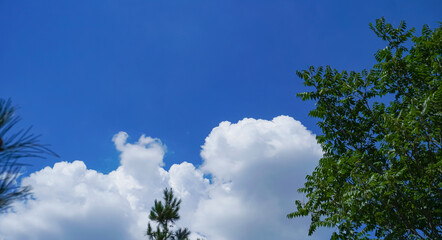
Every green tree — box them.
[287,18,441,239]
[0,99,57,211]
[146,188,191,240]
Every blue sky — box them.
[1,0,440,173]
[0,1,441,239]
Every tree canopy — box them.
[288,18,441,239]
[0,99,57,211]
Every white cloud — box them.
[0,116,332,240]
[192,116,326,240]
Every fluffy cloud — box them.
[0,116,331,240]
[193,116,325,239]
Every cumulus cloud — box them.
[193,116,325,240]
[0,116,331,240]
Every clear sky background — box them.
[1,0,440,173]
[0,1,441,240]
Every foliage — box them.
[0,98,57,211]
[146,188,192,240]
[287,18,441,239]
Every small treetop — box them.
[146,188,192,240]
